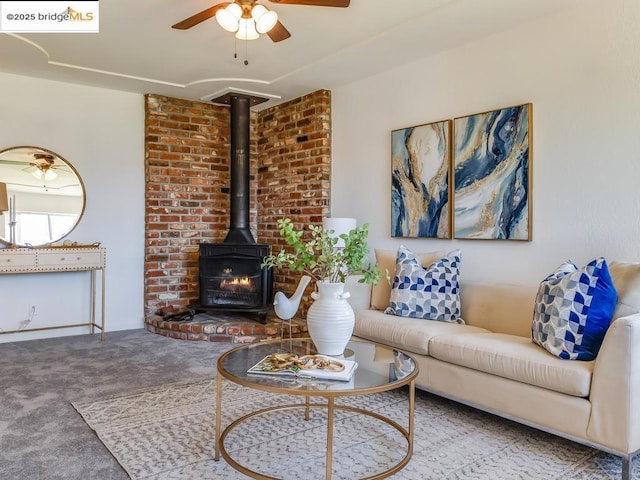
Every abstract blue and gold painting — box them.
[391,120,451,238]
[453,104,532,240]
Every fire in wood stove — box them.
[193,243,273,322]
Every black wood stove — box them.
[190,93,273,322]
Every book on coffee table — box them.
[247,354,358,382]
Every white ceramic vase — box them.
[306,281,355,356]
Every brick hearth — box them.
[145,311,308,343]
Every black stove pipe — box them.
[224,94,255,244]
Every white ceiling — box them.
[0,0,582,110]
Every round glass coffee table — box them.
[215,338,418,480]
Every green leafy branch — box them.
[262,218,380,284]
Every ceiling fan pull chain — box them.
[230,32,248,65]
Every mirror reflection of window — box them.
[7,212,77,245]
[0,146,85,247]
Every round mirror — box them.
[0,146,85,247]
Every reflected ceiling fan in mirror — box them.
[0,152,63,181]
[0,150,71,192]
[27,153,60,181]
[172,0,350,64]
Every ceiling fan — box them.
[172,0,350,43]
[24,154,63,181]
[0,153,60,169]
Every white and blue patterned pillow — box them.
[531,257,617,361]
[384,246,462,323]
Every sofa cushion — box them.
[429,333,594,397]
[385,246,462,323]
[354,308,489,356]
[460,281,538,337]
[531,258,618,361]
[371,248,445,311]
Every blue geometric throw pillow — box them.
[531,257,618,361]
[384,246,462,323]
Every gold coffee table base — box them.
[214,339,418,480]
[216,384,415,480]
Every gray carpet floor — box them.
[0,329,237,480]
[1,329,636,480]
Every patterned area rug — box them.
[72,379,634,480]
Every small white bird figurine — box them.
[273,275,311,320]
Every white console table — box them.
[0,247,106,340]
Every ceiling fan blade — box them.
[0,159,31,166]
[269,0,350,7]
[267,21,291,42]
[172,3,229,30]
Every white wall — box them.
[331,0,640,286]
[0,73,145,342]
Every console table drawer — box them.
[37,251,104,269]
[0,252,37,269]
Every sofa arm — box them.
[587,313,640,453]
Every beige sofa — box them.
[346,260,640,480]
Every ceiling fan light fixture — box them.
[216,3,242,32]
[31,161,58,181]
[236,18,259,40]
[252,5,278,34]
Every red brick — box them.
[210,335,234,342]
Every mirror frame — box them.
[0,145,86,247]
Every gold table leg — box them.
[100,267,106,341]
[326,397,334,480]
[90,270,96,335]
[409,380,415,456]
[215,375,222,461]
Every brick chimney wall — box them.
[144,94,258,317]
[144,90,331,318]
[257,90,331,315]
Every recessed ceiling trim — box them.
[48,61,187,88]
[200,87,281,103]
[48,61,277,90]
[186,77,271,87]
[5,33,50,58]
[7,33,277,90]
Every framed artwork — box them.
[453,103,532,240]
[391,120,451,238]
